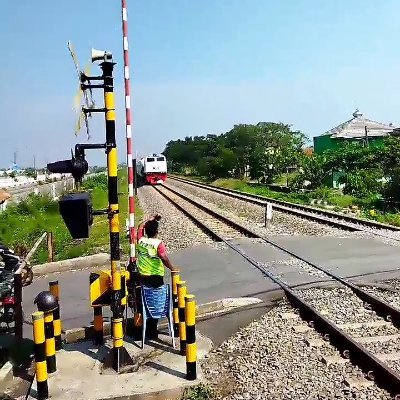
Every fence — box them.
[13,232,55,341]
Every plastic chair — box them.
[141,284,175,349]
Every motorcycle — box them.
[0,244,33,333]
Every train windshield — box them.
[157,157,165,161]
[147,157,155,162]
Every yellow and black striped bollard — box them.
[32,311,48,400]
[177,281,187,356]
[171,271,180,335]
[93,306,104,345]
[49,280,62,350]
[185,294,197,380]
[44,311,56,373]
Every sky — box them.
[1,0,400,168]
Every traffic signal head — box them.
[59,192,93,239]
[47,156,88,183]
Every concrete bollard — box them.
[49,280,62,350]
[44,311,57,373]
[93,306,104,345]
[177,281,187,356]
[264,203,273,227]
[171,271,180,336]
[185,294,197,380]
[32,311,49,400]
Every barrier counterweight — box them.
[177,281,187,356]
[32,311,48,400]
[44,311,56,373]
[49,280,62,350]
[171,271,180,335]
[185,294,197,380]
[93,306,104,345]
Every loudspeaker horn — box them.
[91,48,112,63]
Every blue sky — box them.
[1,1,400,167]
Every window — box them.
[147,157,155,162]
[157,157,165,161]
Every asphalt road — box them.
[20,236,400,341]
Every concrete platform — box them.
[28,333,212,400]
[21,236,400,340]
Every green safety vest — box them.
[137,237,164,277]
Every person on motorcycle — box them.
[0,243,32,287]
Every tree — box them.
[224,124,257,178]
[163,121,307,182]
[249,123,307,183]
[338,169,383,198]
[293,154,329,189]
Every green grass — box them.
[181,384,214,400]
[0,170,142,263]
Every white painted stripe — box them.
[129,213,135,227]
[128,183,134,197]
[130,243,136,257]
[122,7,127,21]
[124,66,130,79]
[126,124,132,138]
[125,95,131,109]
[123,37,129,50]
[128,153,133,165]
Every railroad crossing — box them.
[2,2,400,400]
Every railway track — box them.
[153,184,400,397]
[169,175,400,241]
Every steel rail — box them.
[169,175,400,233]
[153,184,400,396]
[160,184,400,327]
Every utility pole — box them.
[364,125,369,147]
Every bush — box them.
[181,384,213,400]
[339,169,383,198]
[83,174,108,191]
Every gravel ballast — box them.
[202,300,392,399]
[166,180,356,238]
[137,185,212,253]
[167,179,400,245]
[137,182,400,397]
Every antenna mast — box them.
[121,0,136,264]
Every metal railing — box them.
[14,232,54,341]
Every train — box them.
[136,154,167,185]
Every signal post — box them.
[47,49,132,372]
[102,59,127,370]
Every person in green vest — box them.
[137,214,175,338]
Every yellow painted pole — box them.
[49,280,62,350]
[44,311,56,373]
[185,294,197,380]
[32,311,48,400]
[103,60,125,371]
[177,281,187,356]
[171,271,180,335]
